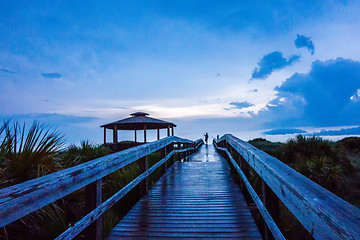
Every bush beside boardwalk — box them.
[247,135,360,239]
[249,135,360,207]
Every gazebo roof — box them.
[100,112,176,130]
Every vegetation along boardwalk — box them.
[1,134,359,239]
[107,145,261,239]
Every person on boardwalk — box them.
[204,132,209,145]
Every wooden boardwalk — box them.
[107,145,261,239]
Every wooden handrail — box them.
[0,136,203,239]
[214,141,285,240]
[215,134,360,240]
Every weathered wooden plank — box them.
[115,223,260,229]
[108,231,261,238]
[218,134,360,240]
[108,145,261,239]
[0,136,194,228]
[215,143,285,240]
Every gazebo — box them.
[100,112,176,145]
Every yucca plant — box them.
[0,120,66,239]
[56,140,109,170]
[0,120,65,187]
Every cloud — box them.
[230,101,254,109]
[259,58,360,128]
[2,113,97,124]
[0,68,15,74]
[1,113,99,145]
[251,51,300,80]
[41,72,62,78]
[310,126,360,136]
[295,34,315,54]
[248,89,258,93]
[263,128,307,135]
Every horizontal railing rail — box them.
[214,134,360,240]
[0,136,203,239]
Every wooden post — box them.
[134,130,137,142]
[144,125,147,143]
[138,156,148,197]
[103,128,106,144]
[167,142,174,165]
[157,129,160,140]
[85,179,102,240]
[171,126,174,136]
[179,143,183,161]
[262,181,280,240]
[240,156,251,203]
[188,143,190,158]
[161,146,167,174]
[113,126,117,143]
[167,126,170,136]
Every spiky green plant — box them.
[0,121,65,187]
[0,120,67,239]
[56,140,109,170]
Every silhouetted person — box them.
[204,132,209,145]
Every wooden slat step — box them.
[107,145,261,239]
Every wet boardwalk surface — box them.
[107,145,261,239]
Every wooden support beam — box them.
[134,130,137,142]
[262,180,280,240]
[167,126,170,136]
[85,179,102,240]
[161,146,167,174]
[144,125,147,143]
[240,155,251,203]
[138,156,148,197]
[166,142,174,165]
[171,126,174,136]
[157,129,160,140]
[103,128,106,144]
[112,126,118,143]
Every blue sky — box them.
[1,0,360,144]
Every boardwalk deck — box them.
[107,145,261,239]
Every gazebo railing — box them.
[0,136,203,240]
[214,134,360,240]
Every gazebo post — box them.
[167,126,170,137]
[144,125,147,143]
[134,130,137,142]
[157,129,160,140]
[103,128,106,144]
[113,125,118,143]
[171,126,174,136]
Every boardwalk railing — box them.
[214,134,360,240]
[0,136,203,240]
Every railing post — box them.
[240,154,251,203]
[161,146,167,174]
[177,143,180,161]
[167,142,174,166]
[262,180,280,240]
[138,156,148,197]
[85,179,102,240]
